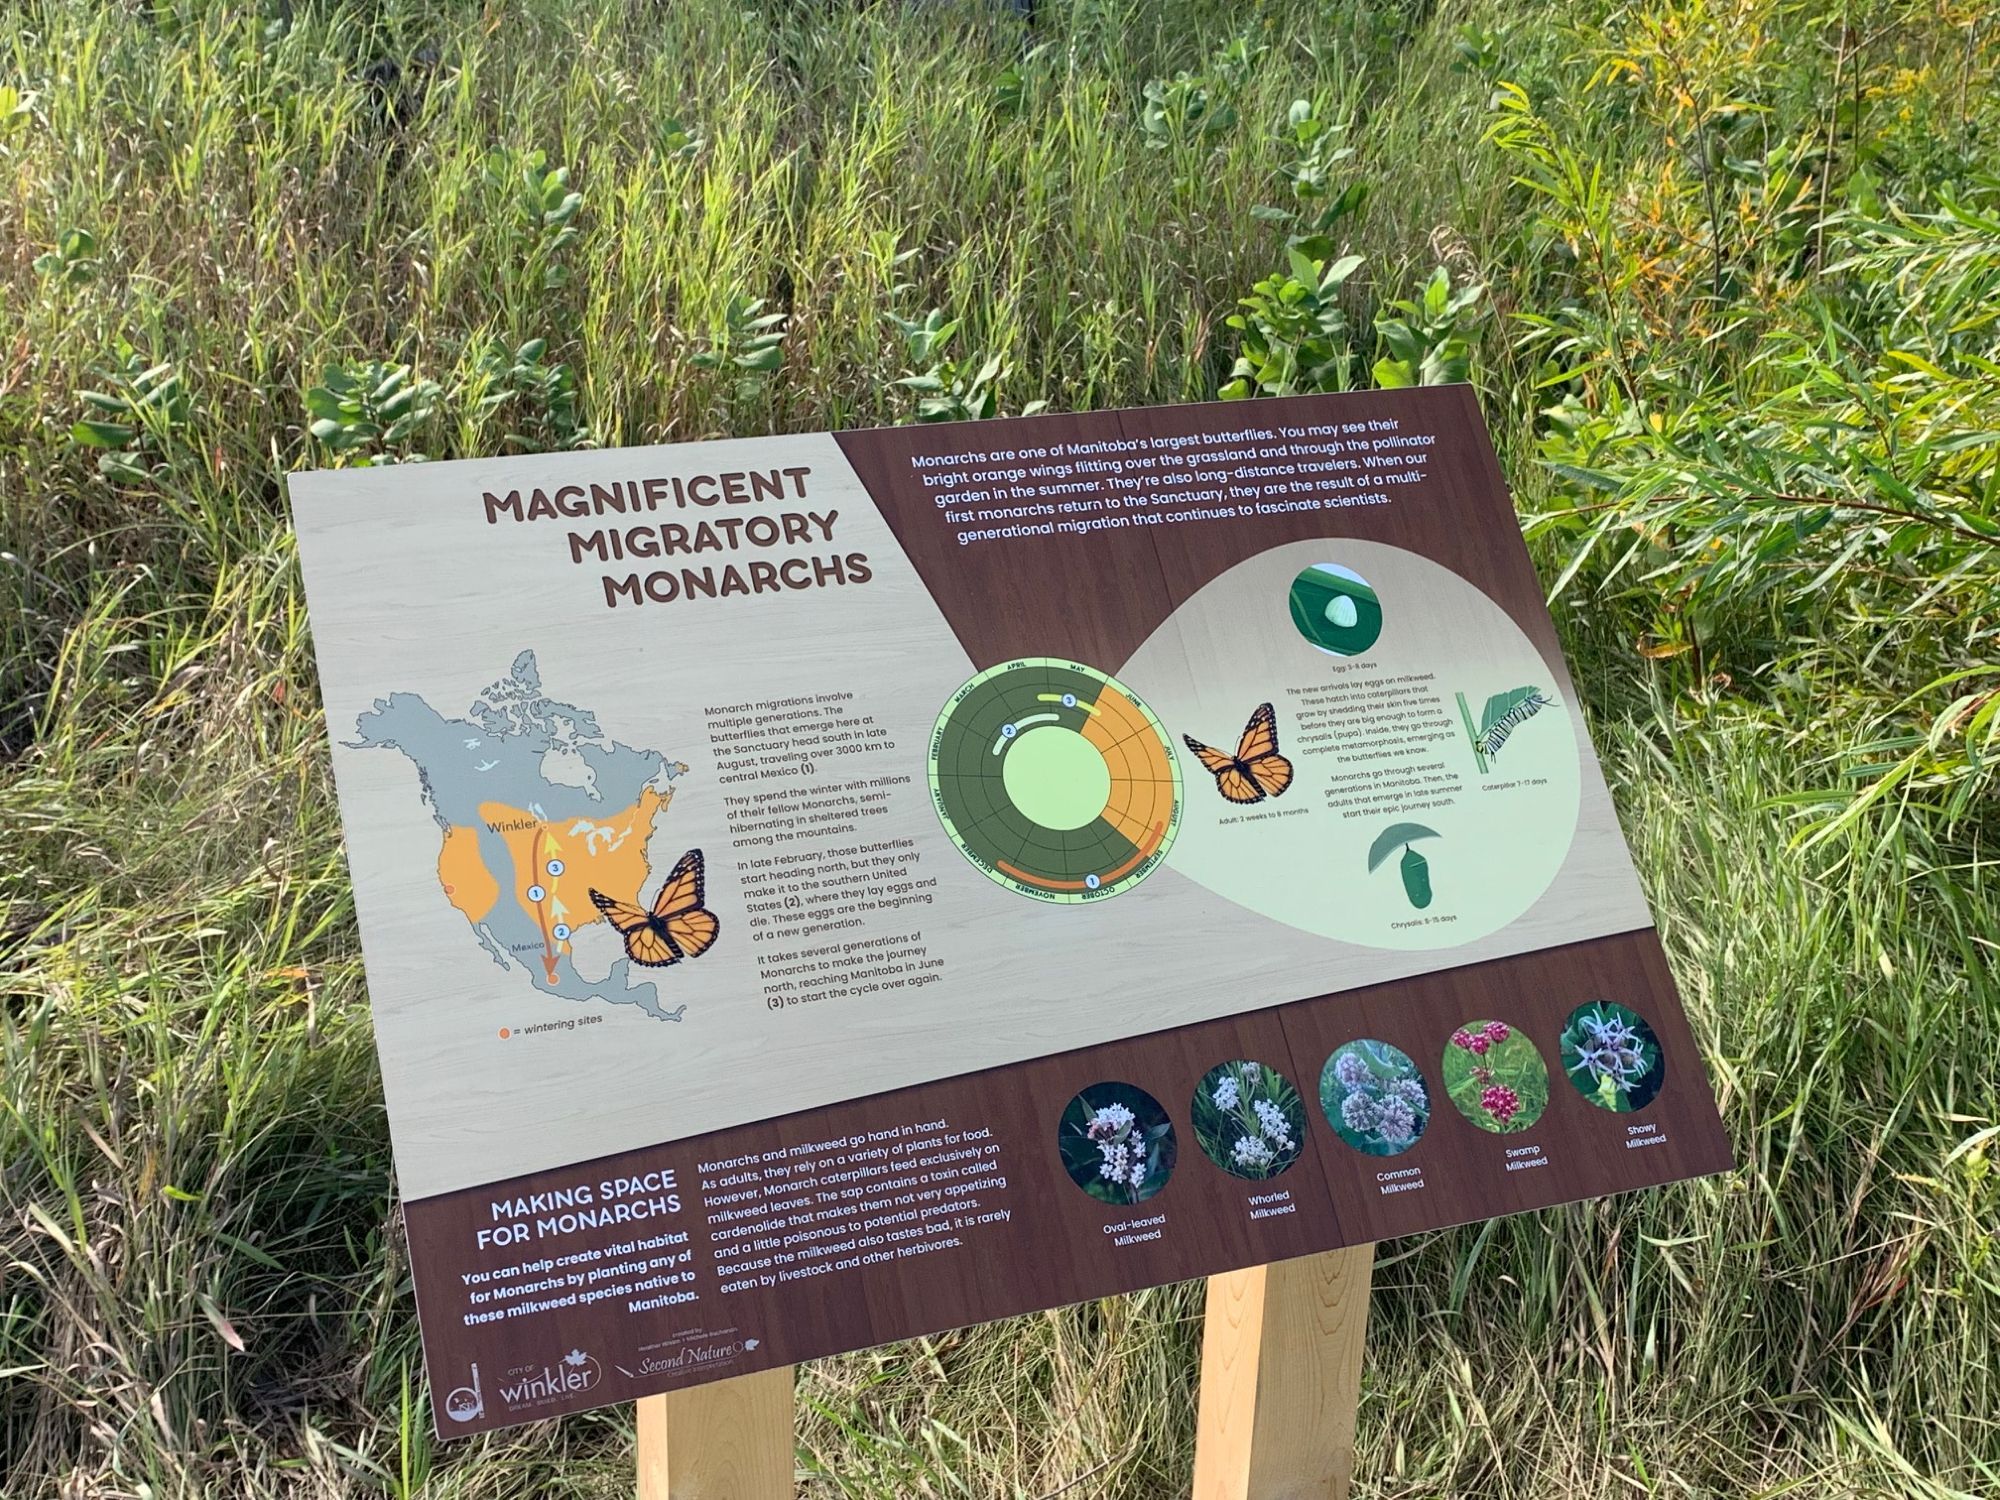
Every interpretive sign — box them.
[290,387,1730,1436]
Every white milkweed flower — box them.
[1232,1135,1276,1169]
[1098,1140,1132,1182]
[1087,1102,1136,1140]
[1252,1098,1293,1150]
[1211,1076,1241,1111]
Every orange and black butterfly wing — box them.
[1184,732,1265,804]
[1234,703,1294,800]
[589,889,651,933]
[651,849,720,962]
[1247,754,1293,798]
[648,849,706,920]
[665,906,719,959]
[590,887,679,967]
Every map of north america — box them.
[349,651,688,1020]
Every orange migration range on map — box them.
[438,791,669,980]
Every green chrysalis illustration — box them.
[1400,844,1432,908]
[1367,822,1441,910]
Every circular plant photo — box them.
[1559,1000,1666,1112]
[1320,1039,1431,1156]
[1192,1060,1307,1179]
[1441,1020,1549,1134]
[1058,1082,1177,1205]
[1288,563,1383,656]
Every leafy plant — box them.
[1219,248,1365,399]
[0,84,32,140]
[691,293,788,410]
[1450,22,1505,76]
[1259,97,1369,258]
[482,147,583,288]
[652,116,703,161]
[68,342,188,482]
[889,309,1045,423]
[33,227,96,286]
[306,360,440,464]
[1372,267,1485,387]
[466,338,591,451]
[1138,35,1262,153]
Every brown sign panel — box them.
[289,389,1729,1435]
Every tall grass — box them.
[2,0,1995,1495]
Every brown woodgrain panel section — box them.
[406,928,1730,1437]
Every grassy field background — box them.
[2,0,1996,1495]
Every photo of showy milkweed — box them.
[1183,702,1293,804]
[589,848,719,967]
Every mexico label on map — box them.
[289,388,1731,1436]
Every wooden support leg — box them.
[1192,1245,1374,1500]
[636,1365,796,1500]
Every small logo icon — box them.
[443,1363,484,1423]
[744,1337,761,1351]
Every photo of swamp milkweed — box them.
[1441,1019,1549,1134]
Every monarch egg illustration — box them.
[1326,594,1360,629]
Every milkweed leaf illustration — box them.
[1366,821,1440,871]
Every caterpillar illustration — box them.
[1479,691,1552,758]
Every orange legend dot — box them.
[498,1028,511,1039]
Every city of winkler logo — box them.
[496,1348,602,1412]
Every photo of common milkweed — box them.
[1560,1000,1666,1112]
[1441,1020,1549,1134]
[1320,1039,1431,1156]
[1289,563,1383,656]
[1057,1082,1177,1205]
[1191,1060,1307,1179]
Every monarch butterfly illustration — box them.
[590,849,719,968]
[1184,703,1294,805]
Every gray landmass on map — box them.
[348,650,688,1020]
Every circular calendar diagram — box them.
[929,659,1182,903]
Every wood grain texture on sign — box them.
[406,930,1731,1436]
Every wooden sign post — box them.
[636,1244,1373,1500]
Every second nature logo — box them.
[496,1348,602,1413]
[616,1331,757,1380]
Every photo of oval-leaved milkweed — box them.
[1191,1060,1307,1179]
[1441,1020,1549,1133]
[1320,1039,1431,1156]
[1560,1000,1666,1112]
[1058,1082,1177,1205]
[1289,563,1383,656]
